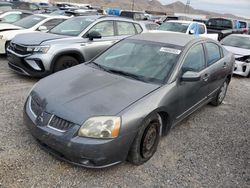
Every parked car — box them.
[120,10,146,20]
[0,2,13,12]
[0,1,41,13]
[0,10,32,23]
[238,20,249,34]
[221,34,250,77]
[140,21,159,30]
[206,18,241,40]
[7,16,147,77]
[0,14,68,54]
[157,20,218,40]
[23,32,234,168]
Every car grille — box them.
[9,42,29,55]
[48,115,74,132]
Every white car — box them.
[0,14,68,54]
[156,20,218,41]
[0,10,32,23]
[221,34,250,77]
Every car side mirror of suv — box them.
[181,71,201,82]
[87,31,102,41]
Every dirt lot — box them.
[0,56,249,188]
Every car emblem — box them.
[37,112,44,124]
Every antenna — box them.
[132,0,135,11]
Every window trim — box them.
[114,20,137,36]
[180,43,207,73]
[204,42,223,67]
[83,20,115,38]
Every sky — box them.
[159,0,250,18]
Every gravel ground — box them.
[0,56,249,188]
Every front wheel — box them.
[127,114,161,165]
[53,56,79,73]
[210,80,228,106]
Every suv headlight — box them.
[27,45,50,53]
[78,116,121,139]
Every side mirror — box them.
[189,29,195,35]
[181,71,201,82]
[38,25,48,32]
[87,31,102,41]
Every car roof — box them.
[226,34,250,38]
[74,15,141,23]
[1,9,33,14]
[34,14,69,19]
[129,32,199,47]
[166,20,196,24]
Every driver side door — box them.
[174,43,209,121]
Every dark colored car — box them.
[120,11,146,20]
[24,33,234,168]
[206,18,241,40]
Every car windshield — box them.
[91,39,181,84]
[158,22,189,33]
[13,15,45,29]
[221,36,250,50]
[49,17,95,36]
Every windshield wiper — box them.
[107,68,148,82]
[90,62,111,72]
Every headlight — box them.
[78,116,121,139]
[27,45,50,53]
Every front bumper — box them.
[23,99,135,168]
[233,60,250,77]
[7,49,51,77]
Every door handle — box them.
[223,62,227,68]
[202,74,209,82]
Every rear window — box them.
[159,22,189,33]
[207,19,233,29]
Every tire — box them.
[53,56,79,72]
[127,114,161,165]
[210,79,228,106]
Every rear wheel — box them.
[54,56,79,72]
[210,80,228,106]
[128,114,161,165]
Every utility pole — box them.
[185,0,191,14]
[132,0,135,11]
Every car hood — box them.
[33,65,160,125]
[11,32,70,46]
[223,45,250,58]
[0,23,22,32]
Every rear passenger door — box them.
[204,42,226,98]
[82,21,116,60]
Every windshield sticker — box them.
[160,47,181,55]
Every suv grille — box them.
[9,42,29,55]
[48,115,74,132]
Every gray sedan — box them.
[24,32,234,168]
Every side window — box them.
[117,21,136,35]
[2,14,21,23]
[41,19,65,30]
[134,23,143,33]
[199,24,205,34]
[88,21,114,37]
[205,43,221,66]
[182,44,206,72]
